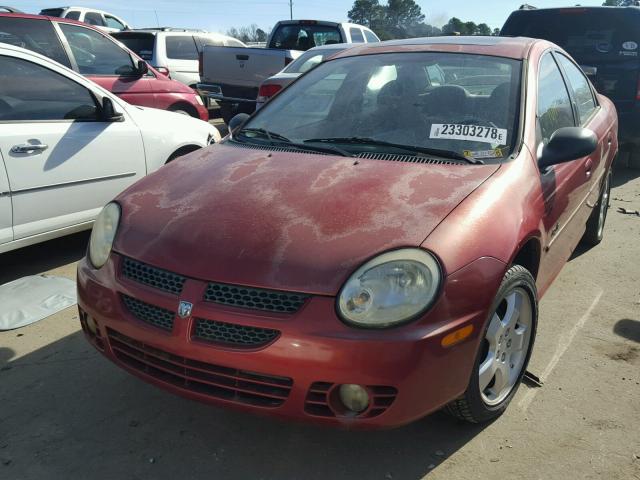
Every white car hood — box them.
[127,105,219,142]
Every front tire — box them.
[446,265,538,423]
[582,168,612,247]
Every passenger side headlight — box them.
[337,249,441,328]
[89,202,120,268]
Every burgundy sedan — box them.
[78,37,617,428]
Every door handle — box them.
[11,143,48,154]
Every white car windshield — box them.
[238,52,523,162]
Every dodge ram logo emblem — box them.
[178,301,193,318]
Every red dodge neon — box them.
[77,36,617,428]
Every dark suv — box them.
[501,6,640,156]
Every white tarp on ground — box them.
[0,275,76,331]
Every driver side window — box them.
[537,53,575,144]
[59,23,135,76]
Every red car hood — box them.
[114,144,499,295]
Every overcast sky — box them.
[12,0,606,33]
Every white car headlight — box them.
[337,249,441,328]
[89,202,120,268]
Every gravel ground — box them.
[0,166,638,480]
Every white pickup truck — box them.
[197,20,380,123]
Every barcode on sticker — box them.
[430,124,507,144]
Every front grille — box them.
[122,257,185,295]
[122,295,174,332]
[305,382,398,418]
[107,329,293,407]
[193,318,279,347]
[204,282,308,313]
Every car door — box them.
[535,52,597,289]
[56,22,156,108]
[0,151,12,246]
[554,52,609,210]
[0,52,145,240]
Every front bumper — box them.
[77,253,505,429]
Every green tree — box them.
[477,23,492,36]
[602,0,636,5]
[348,0,384,27]
[442,17,465,35]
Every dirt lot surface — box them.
[1,166,639,480]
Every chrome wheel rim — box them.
[597,173,611,239]
[479,287,533,406]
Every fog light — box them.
[86,315,99,336]
[339,384,369,413]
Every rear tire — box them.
[445,265,538,423]
[582,168,611,247]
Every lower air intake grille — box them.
[122,295,174,331]
[204,283,308,313]
[193,318,280,347]
[108,329,293,408]
[305,382,398,418]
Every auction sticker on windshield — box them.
[430,124,507,144]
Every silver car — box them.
[255,43,352,109]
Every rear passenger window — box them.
[196,36,224,50]
[364,30,379,43]
[0,17,71,68]
[537,53,575,143]
[350,28,364,43]
[0,55,98,121]
[59,23,136,76]
[84,12,105,27]
[555,54,597,125]
[165,36,199,60]
[65,11,81,20]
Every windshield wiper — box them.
[303,137,484,165]
[235,128,352,157]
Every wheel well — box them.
[168,101,199,118]
[511,238,541,280]
[166,144,201,163]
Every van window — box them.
[105,16,126,30]
[65,11,81,21]
[113,32,155,61]
[269,24,342,50]
[350,28,364,43]
[84,12,106,27]
[556,54,597,124]
[59,23,136,75]
[0,17,71,68]
[502,9,640,61]
[537,54,575,143]
[364,30,380,43]
[166,36,199,60]
[196,35,224,50]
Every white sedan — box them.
[0,43,221,254]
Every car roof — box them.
[511,5,640,12]
[334,36,541,60]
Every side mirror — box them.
[537,127,597,170]
[102,97,124,122]
[228,113,250,132]
[135,59,148,77]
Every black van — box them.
[501,6,640,153]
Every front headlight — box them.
[337,249,441,328]
[89,202,120,268]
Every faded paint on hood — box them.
[114,143,499,295]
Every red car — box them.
[77,37,617,428]
[0,12,208,121]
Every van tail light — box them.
[258,84,283,99]
[154,66,170,77]
[198,51,203,78]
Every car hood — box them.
[114,143,499,295]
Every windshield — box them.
[269,24,342,50]
[283,47,347,74]
[502,9,640,62]
[237,52,522,162]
